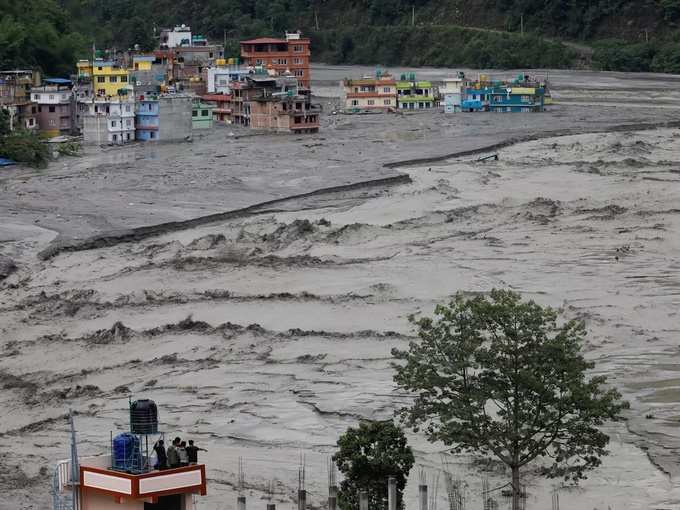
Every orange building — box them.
[240,32,311,88]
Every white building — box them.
[440,74,466,113]
[82,97,136,145]
[161,25,192,48]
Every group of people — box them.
[153,437,207,470]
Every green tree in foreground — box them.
[333,421,414,510]
[0,111,49,168]
[392,290,628,510]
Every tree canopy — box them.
[333,420,414,510]
[392,290,628,510]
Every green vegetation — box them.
[393,290,628,510]
[333,421,414,510]
[0,111,49,167]
[311,26,576,68]
[2,0,680,74]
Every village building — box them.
[342,71,397,111]
[461,74,546,113]
[247,75,320,133]
[160,25,193,49]
[0,70,40,131]
[440,73,467,113]
[396,74,435,110]
[90,60,133,98]
[200,93,232,123]
[81,96,136,145]
[240,32,311,88]
[192,100,214,129]
[129,55,167,95]
[136,94,193,142]
[30,80,75,137]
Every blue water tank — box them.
[112,433,142,471]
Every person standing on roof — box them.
[167,437,181,468]
[153,439,167,470]
[178,440,189,467]
[186,440,208,465]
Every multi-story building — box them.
[342,71,397,111]
[440,73,467,113]
[461,75,546,113]
[82,97,136,145]
[129,55,167,95]
[201,93,232,123]
[136,94,193,141]
[30,80,75,137]
[240,32,311,88]
[396,74,435,110]
[245,75,320,133]
[91,60,132,98]
[0,70,40,132]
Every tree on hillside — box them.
[392,290,628,510]
[333,421,414,510]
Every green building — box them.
[192,101,214,129]
[397,73,434,110]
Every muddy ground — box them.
[1,68,680,509]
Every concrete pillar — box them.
[328,485,338,510]
[388,477,397,510]
[238,496,246,510]
[297,489,306,510]
[418,485,427,510]
[359,490,369,510]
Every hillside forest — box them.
[2,0,680,75]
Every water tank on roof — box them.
[113,432,142,471]
[130,399,158,434]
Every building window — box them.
[126,119,131,126]
[201,110,209,117]
[49,119,56,126]
[121,76,128,82]
[293,58,302,65]
[28,118,35,126]
[125,105,131,112]
[97,76,105,83]
[49,94,54,99]
[126,133,131,140]
[33,94,39,101]
[294,70,304,77]
[38,106,42,112]
[255,59,263,65]
[293,45,304,52]
[384,99,391,105]
[110,76,118,83]
[192,110,197,117]
[111,120,117,127]
[351,100,358,106]
[31,106,36,114]
[383,87,390,93]
[367,99,375,105]
[97,66,103,71]
[49,105,56,113]
[112,134,117,141]
[97,89,106,96]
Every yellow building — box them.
[91,59,132,97]
[131,55,155,71]
[76,60,92,80]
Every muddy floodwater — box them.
[1,67,680,510]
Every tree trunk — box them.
[511,465,520,510]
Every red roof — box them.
[240,37,287,44]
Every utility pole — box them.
[520,14,524,35]
[224,29,227,54]
[412,5,415,27]
[315,8,320,31]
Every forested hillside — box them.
[2,0,680,75]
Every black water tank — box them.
[130,399,159,434]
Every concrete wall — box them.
[158,96,193,141]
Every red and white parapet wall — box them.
[80,463,206,507]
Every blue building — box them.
[461,75,546,113]
[135,98,160,141]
